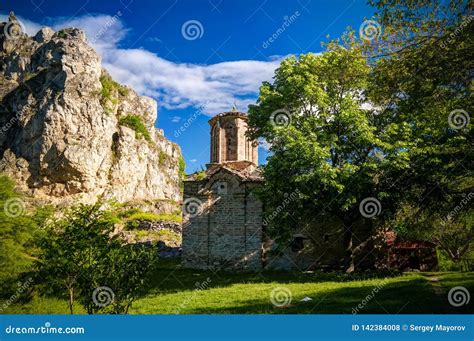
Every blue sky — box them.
[2,0,374,173]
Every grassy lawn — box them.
[2,260,473,314]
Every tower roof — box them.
[208,111,248,125]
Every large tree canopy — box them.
[367,0,473,264]
[248,0,473,271]
[248,38,409,272]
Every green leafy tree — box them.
[35,202,156,314]
[35,203,115,313]
[247,36,407,272]
[94,244,156,314]
[248,1,472,271]
[365,0,473,262]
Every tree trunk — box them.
[343,218,355,273]
[68,287,74,314]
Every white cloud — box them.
[101,48,280,114]
[259,138,272,151]
[49,12,129,50]
[4,12,282,116]
[171,116,181,123]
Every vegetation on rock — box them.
[119,114,152,142]
[99,73,129,113]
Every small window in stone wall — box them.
[216,181,228,195]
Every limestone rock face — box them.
[0,18,182,208]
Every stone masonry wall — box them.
[182,169,263,271]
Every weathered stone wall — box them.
[182,169,263,271]
[264,217,376,271]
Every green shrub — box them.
[195,171,206,181]
[159,151,168,166]
[99,74,129,113]
[178,155,186,189]
[178,155,186,177]
[437,249,473,271]
[119,115,151,142]
[117,85,129,97]
[0,174,53,296]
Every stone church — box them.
[181,109,265,270]
[181,109,329,271]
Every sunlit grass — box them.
[2,262,473,314]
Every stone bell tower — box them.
[182,106,263,271]
[208,107,258,165]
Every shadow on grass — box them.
[141,260,474,314]
[181,278,462,314]
[142,258,399,295]
[7,258,473,314]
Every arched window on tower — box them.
[224,123,237,161]
[211,124,219,163]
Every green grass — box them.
[119,115,151,142]
[126,212,163,221]
[132,229,181,245]
[2,261,473,314]
[125,211,182,224]
[194,171,207,180]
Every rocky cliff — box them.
[0,16,183,210]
